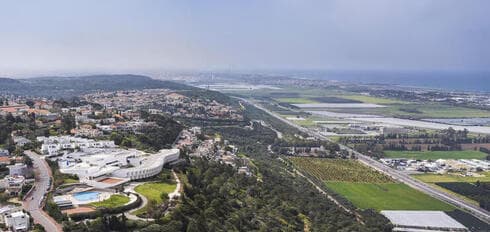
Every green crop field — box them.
[384,150,487,160]
[339,95,407,104]
[90,194,130,208]
[412,173,490,183]
[325,103,490,119]
[289,157,393,183]
[326,182,455,211]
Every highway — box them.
[23,151,63,232]
[241,98,490,224]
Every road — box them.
[23,151,63,232]
[241,98,490,224]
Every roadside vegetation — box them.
[384,150,487,160]
[436,182,490,211]
[412,173,490,183]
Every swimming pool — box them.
[72,191,100,202]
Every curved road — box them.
[241,98,490,224]
[23,151,63,232]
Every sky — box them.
[0,0,489,77]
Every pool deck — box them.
[70,191,112,206]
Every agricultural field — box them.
[326,182,455,211]
[447,210,490,232]
[289,157,393,183]
[412,172,490,183]
[90,194,130,208]
[289,157,455,211]
[324,103,490,119]
[339,95,407,104]
[383,150,488,160]
[275,97,317,104]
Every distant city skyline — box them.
[1,0,489,77]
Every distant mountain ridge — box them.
[0,74,193,98]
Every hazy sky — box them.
[0,0,489,77]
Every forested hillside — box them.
[0,75,192,97]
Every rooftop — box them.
[381,210,467,230]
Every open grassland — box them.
[90,194,130,208]
[412,172,490,183]
[133,182,176,216]
[289,157,393,183]
[384,150,487,160]
[135,182,176,204]
[326,182,455,211]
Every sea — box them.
[277,70,490,93]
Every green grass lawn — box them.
[90,194,130,208]
[132,182,176,216]
[384,150,487,160]
[412,172,490,183]
[134,182,176,204]
[326,182,454,211]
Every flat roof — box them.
[381,210,467,230]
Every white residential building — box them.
[3,175,26,196]
[38,136,115,156]
[0,206,22,224]
[4,210,30,232]
[0,149,9,157]
[8,164,27,176]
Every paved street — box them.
[23,151,63,232]
[243,98,490,224]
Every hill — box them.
[0,74,193,98]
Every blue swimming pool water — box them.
[73,191,100,201]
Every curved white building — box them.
[112,149,179,180]
[58,148,180,187]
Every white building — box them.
[0,149,9,157]
[3,175,26,196]
[38,136,116,156]
[112,149,180,180]
[0,206,22,224]
[4,210,30,232]
[381,210,467,232]
[8,164,27,176]
[58,148,179,188]
[12,137,30,147]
